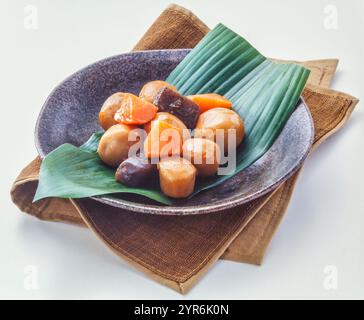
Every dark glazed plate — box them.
[35,49,314,215]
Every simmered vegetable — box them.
[99,92,125,130]
[195,108,244,151]
[139,80,177,103]
[143,121,182,159]
[187,93,232,114]
[183,138,220,177]
[114,93,158,125]
[144,112,191,141]
[97,124,139,167]
[35,24,310,204]
[158,157,196,198]
[115,156,157,187]
[153,87,200,129]
[95,88,243,197]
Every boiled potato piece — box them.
[99,92,125,130]
[183,138,220,177]
[144,112,190,141]
[194,108,244,151]
[97,124,139,167]
[139,80,177,104]
[158,157,196,198]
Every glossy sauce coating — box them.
[139,80,177,104]
[115,156,157,187]
[157,157,196,198]
[153,87,200,129]
[98,92,125,130]
[194,108,244,151]
[97,124,139,167]
[183,138,220,177]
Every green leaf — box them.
[34,134,172,205]
[34,23,309,204]
[79,131,104,153]
[166,24,310,195]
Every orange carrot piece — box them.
[114,93,158,125]
[187,93,232,113]
[143,120,182,159]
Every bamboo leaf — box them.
[166,24,310,195]
[34,24,309,204]
[34,135,172,205]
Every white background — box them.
[1,0,363,299]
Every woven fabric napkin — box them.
[10,4,358,293]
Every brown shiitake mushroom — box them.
[115,156,157,187]
[153,87,200,129]
[97,124,139,167]
[157,157,196,198]
[182,138,220,177]
[99,92,125,130]
[194,108,244,151]
[139,80,177,104]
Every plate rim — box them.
[34,49,191,158]
[91,98,314,215]
[35,49,314,215]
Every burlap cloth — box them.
[10,4,359,293]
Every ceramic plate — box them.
[35,49,314,215]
